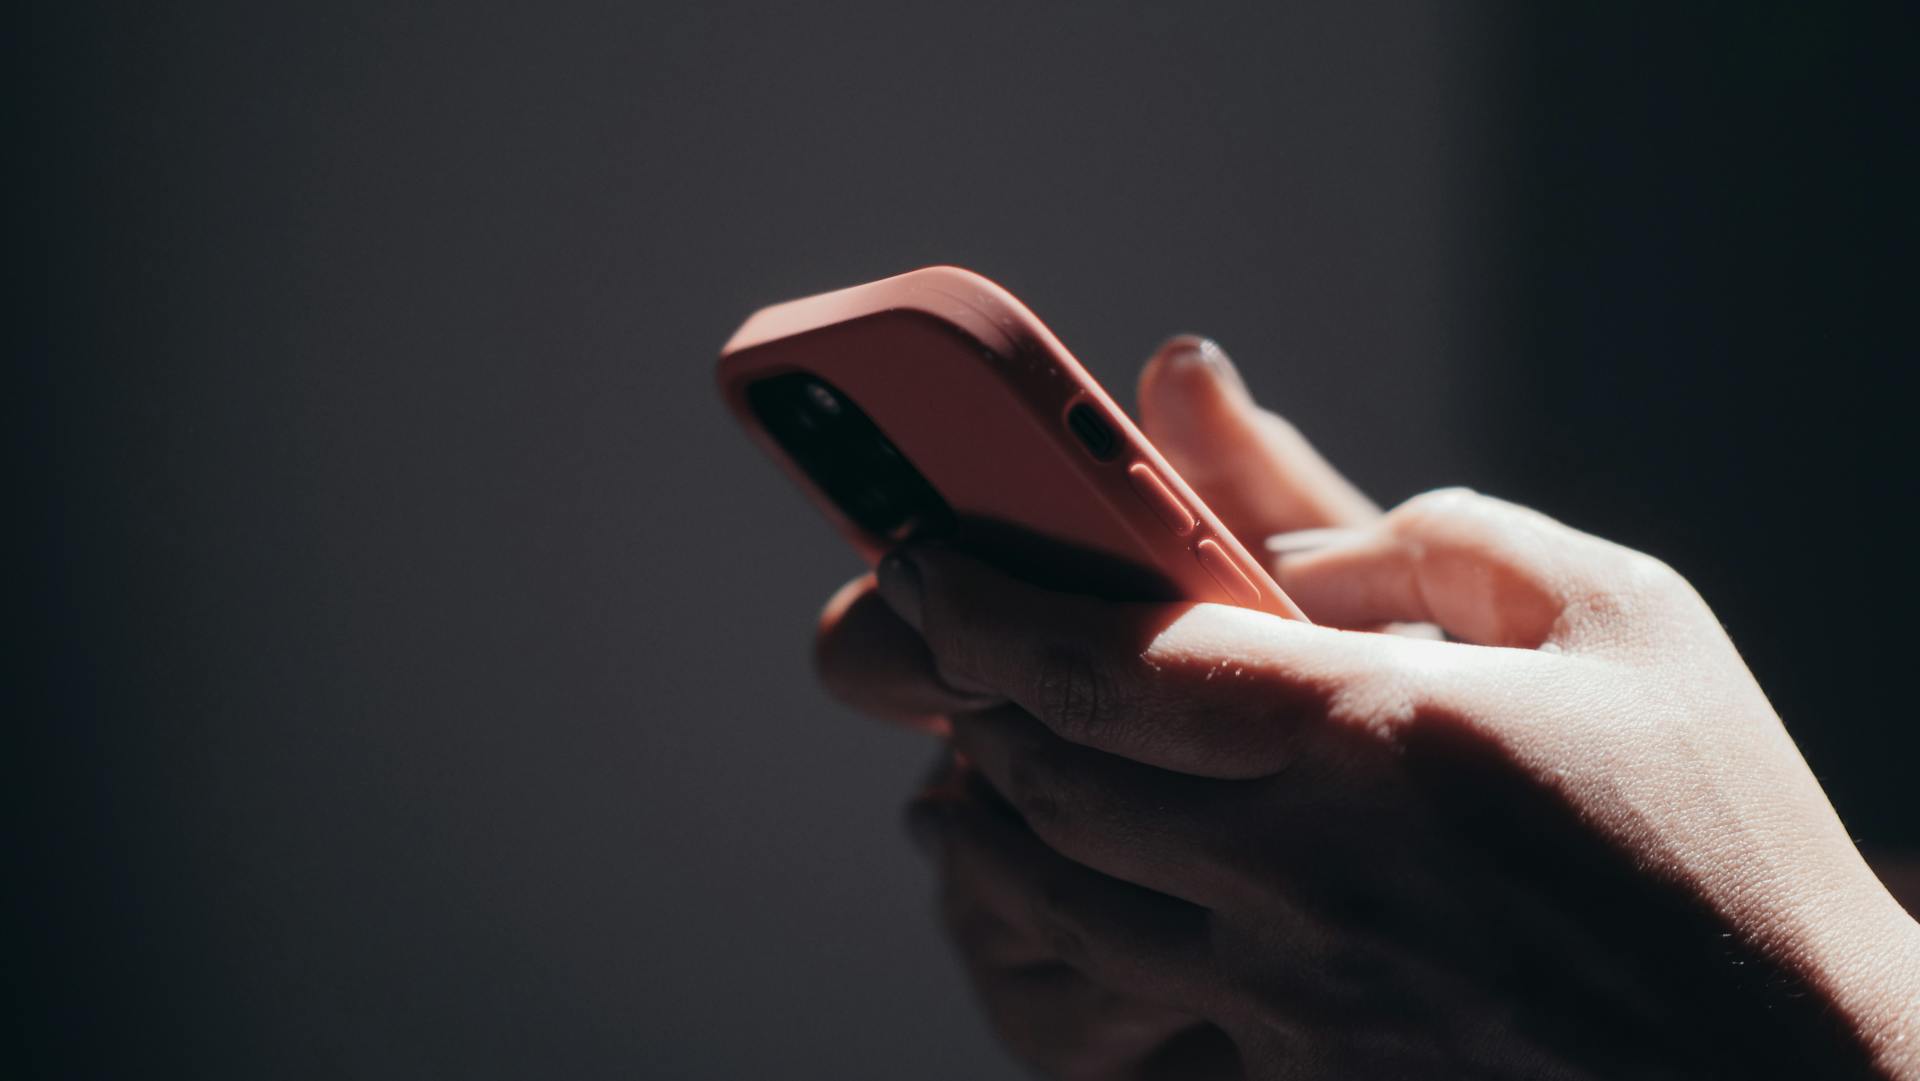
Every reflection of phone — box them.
[717,266,1305,618]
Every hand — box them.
[820,336,1378,1077]
[821,339,1920,1078]
[906,757,1245,1080]
[813,335,1379,732]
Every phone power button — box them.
[1126,463,1196,535]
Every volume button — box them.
[1126,462,1196,535]
[1195,538,1261,607]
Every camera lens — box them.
[747,371,955,542]
[804,381,842,417]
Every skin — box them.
[814,337,1920,1080]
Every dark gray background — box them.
[22,2,1914,1077]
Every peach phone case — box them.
[717,266,1306,619]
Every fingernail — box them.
[1161,335,1248,397]
[876,550,924,631]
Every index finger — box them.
[876,547,1479,779]
[1137,336,1377,547]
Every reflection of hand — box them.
[820,338,1920,1079]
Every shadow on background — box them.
[21,2,1913,1077]
[1482,3,1913,840]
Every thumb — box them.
[1274,487,1685,651]
[1137,336,1376,557]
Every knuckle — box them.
[1034,642,1129,742]
[1392,487,1543,553]
[1619,549,1691,597]
[1393,486,1484,531]
[1564,548,1702,633]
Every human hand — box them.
[813,335,1379,731]
[820,336,1380,1077]
[820,338,1920,1079]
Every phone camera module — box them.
[746,372,955,542]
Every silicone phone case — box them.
[717,266,1306,620]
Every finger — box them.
[934,845,1060,970]
[919,779,1212,1078]
[814,575,1004,727]
[965,959,1209,1081]
[877,546,1469,778]
[1274,487,1694,651]
[1266,527,1445,640]
[1137,335,1377,553]
[912,776,1076,939]
[911,760,1056,968]
[917,779,1244,1080]
[947,707,1254,908]
[911,781,1221,1019]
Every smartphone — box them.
[716,266,1305,619]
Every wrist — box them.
[1810,890,1920,1081]
[1665,722,1920,1078]
[1769,860,1920,1081]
